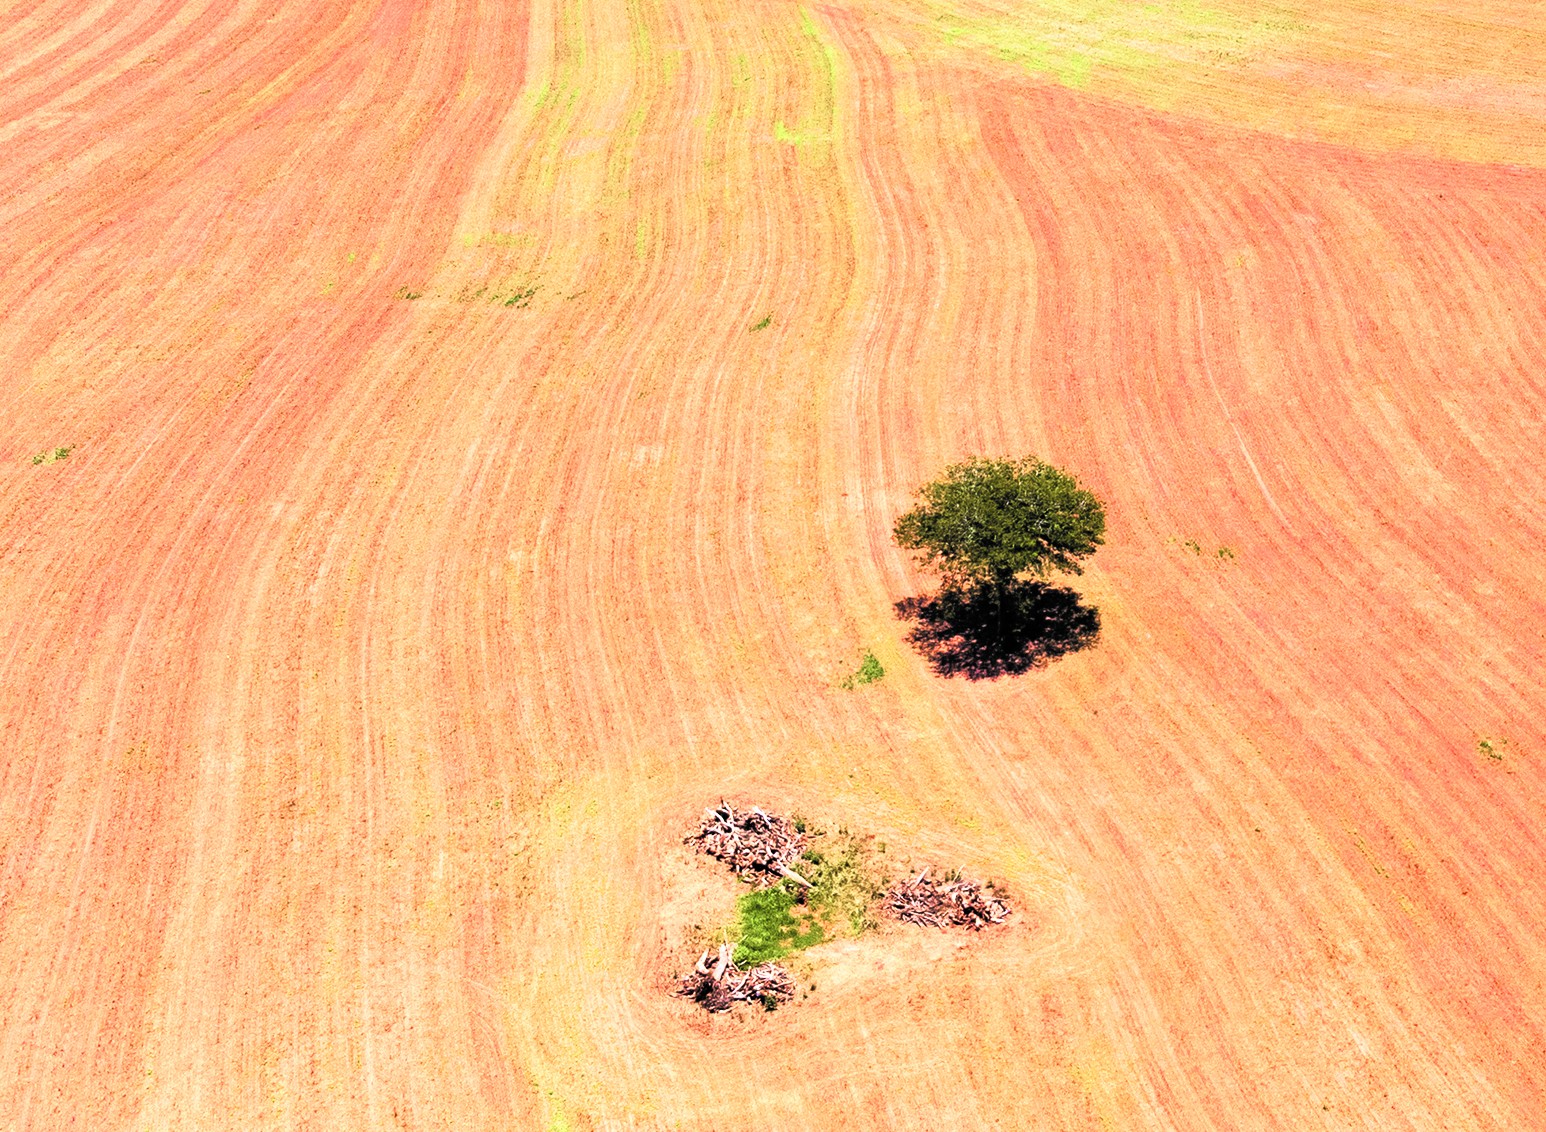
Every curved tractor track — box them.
[2,0,1544,1127]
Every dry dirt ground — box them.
[3,0,1545,1128]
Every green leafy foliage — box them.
[839,649,884,689]
[894,456,1105,590]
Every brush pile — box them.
[686,801,813,889]
[887,867,1009,930]
[674,944,797,1013]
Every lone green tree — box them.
[894,456,1105,621]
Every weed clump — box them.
[722,822,886,966]
[1479,737,1510,761]
[800,832,887,934]
[840,650,885,690]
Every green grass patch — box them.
[732,885,824,966]
[839,649,884,689]
[750,314,772,332]
[927,0,1301,93]
[726,824,887,966]
[31,446,71,466]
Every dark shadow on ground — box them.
[895,579,1100,680]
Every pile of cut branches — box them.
[887,867,1009,930]
[686,801,812,889]
[674,943,796,1013]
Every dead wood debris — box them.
[686,800,812,889]
[674,943,797,1013]
[887,867,1009,930]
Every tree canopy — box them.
[893,456,1106,591]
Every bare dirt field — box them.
[3,0,1545,1127]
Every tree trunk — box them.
[995,576,1006,643]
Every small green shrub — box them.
[840,650,884,689]
[750,314,772,332]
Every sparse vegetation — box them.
[435,282,539,307]
[839,649,884,689]
[682,804,1008,1014]
[750,314,772,331]
[726,823,886,964]
[800,829,887,934]
[32,447,72,465]
[1177,537,1236,561]
[1479,737,1509,761]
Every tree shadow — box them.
[894,579,1100,680]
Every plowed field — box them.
[3,0,1544,1127]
